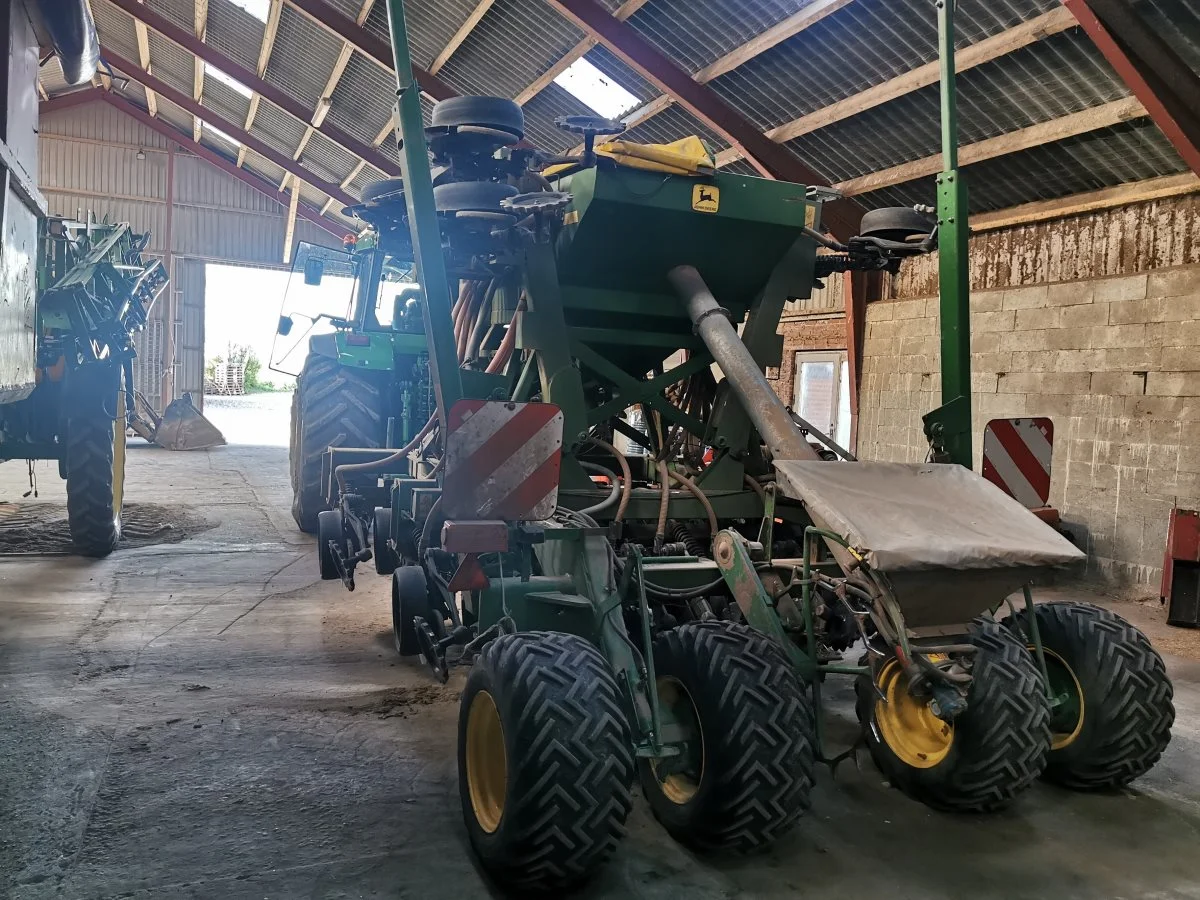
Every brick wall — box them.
[771,314,846,404]
[858,262,1200,590]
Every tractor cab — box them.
[270,240,422,378]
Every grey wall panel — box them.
[175,259,206,401]
[39,104,342,270]
[40,101,171,149]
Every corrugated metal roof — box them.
[201,79,253,133]
[93,2,140,62]
[264,5,342,111]
[326,51,395,146]
[783,31,1132,184]
[299,130,361,184]
[1142,0,1200,78]
[438,0,587,99]
[205,0,266,70]
[708,0,1063,133]
[862,120,1187,213]
[54,0,1196,235]
[628,0,802,74]
[522,85,597,152]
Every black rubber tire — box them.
[65,374,125,558]
[317,509,344,581]
[433,180,518,214]
[391,566,433,656]
[856,616,1050,812]
[1012,601,1173,790]
[458,632,634,892]
[431,95,524,138]
[859,206,934,242]
[361,177,404,204]
[373,507,396,575]
[640,621,814,852]
[290,353,386,533]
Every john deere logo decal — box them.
[692,184,719,213]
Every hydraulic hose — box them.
[334,414,435,492]
[578,462,621,516]
[484,298,525,374]
[588,436,632,523]
[668,469,718,540]
[332,297,522,490]
[654,459,670,551]
[743,473,767,504]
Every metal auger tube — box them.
[669,265,820,462]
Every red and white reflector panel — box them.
[443,400,564,522]
[982,417,1054,509]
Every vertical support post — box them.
[161,140,176,406]
[931,0,973,468]
[384,0,461,425]
[843,271,868,453]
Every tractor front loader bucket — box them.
[151,394,226,451]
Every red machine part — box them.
[1162,508,1200,627]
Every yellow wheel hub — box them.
[651,677,703,805]
[1035,647,1085,751]
[465,690,507,833]
[875,660,954,769]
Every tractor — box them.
[273,232,434,545]
[2,2,166,557]
[289,1,1175,891]
[0,216,167,556]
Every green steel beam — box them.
[931,0,973,468]
[384,0,461,424]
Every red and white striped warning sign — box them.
[442,400,564,521]
[982,417,1054,509]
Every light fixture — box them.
[135,149,145,160]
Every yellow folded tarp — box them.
[546,135,715,177]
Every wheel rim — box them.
[466,690,507,833]
[875,659,954,769]
[1035,647,1085,750]
[650,677,704,805]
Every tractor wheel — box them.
[458,632,634,892]
[640,621,814,852]
[1011,602,1173,790]
[317,509,344,581]
[65,370,126,558]
[391,565,439,656]
[290,353,386,533]
[856,616,1050,812]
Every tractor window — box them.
[269,242,358,376]
[372,259,416,331]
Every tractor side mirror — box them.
[277,315,294,336]
[303,257,325,285]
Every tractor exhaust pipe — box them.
[670,265,820,462]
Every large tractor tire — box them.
[458,632,634,892]
[290,353,385,533]
[65,367,126,558]
[856,616,1050,812]
[640,621,814,852]
[1011,601,1173,790]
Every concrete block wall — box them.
[858,261,1200,590]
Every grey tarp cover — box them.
[773,460,1085,573]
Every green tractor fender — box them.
[308,331,395,372]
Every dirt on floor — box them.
[0,501,214,555]
[1,441,1199,900]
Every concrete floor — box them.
[2,404,1199,899]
